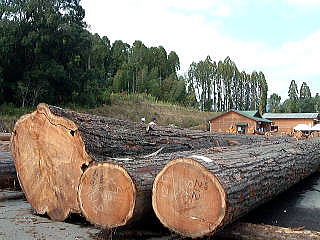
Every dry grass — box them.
[0,94,219,131]
[84,93,218,128]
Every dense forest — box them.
[1,0,317,114]
[268,80,320,113]
[0,0,271,112]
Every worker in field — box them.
[146,117,157,132]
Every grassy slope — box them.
[0,94,219,131]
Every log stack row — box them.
[10,103,320,238]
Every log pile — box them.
[9,103,320,239]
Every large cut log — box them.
[11,103,290,222]
[219,222,320,240]
[77,139,320,232]
[152,138,320,238]
[11,105,92,221]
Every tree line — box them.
[0,0,269,113]
[268,80,320,113]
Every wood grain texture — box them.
[11,103,92,221]
[78,162,136,228]
[152,138,320,238]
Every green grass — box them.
[0,93,219,131]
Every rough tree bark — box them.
[10,103,291,223]
[219,222,320,240]
[77,139,319,232]
[152,138,320,238]
[46,104,291,157]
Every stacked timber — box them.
[11,103,302,233]
[76,139,320,235]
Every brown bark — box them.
[219,222,320,240]
[10,103,292,223]
[77,139,320,232]
[152,138,320,238]
[46,104,292,158]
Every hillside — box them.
[0,94,218,131]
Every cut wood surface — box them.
[78,161,136,228]
[77,139,319,232]
[219,222,320,240]
[152,138,320,238]
[11,104,92,221]
[10,103,291,223]
[0,133,11,141]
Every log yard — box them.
[1,103,320,239]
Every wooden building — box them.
[262,113,320,133]
[209,110,272,134]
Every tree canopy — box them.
[1,0,270,113]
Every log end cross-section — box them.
[78,162,136,228]
[11,103,92,221]
[152,158,226,238]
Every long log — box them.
[0,133,11,141]
[219,222,320,240]
[77,139,320,232]
[45,104,292,157]
[151,138,320,238]
[11,103,290,222]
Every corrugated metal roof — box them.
[234,110,272,123]
[263,113,319,119]
[209,110,272,123]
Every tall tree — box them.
[268,93,281,113]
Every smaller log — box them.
[0,191,24,201]
[0,158,19,190]
[78,162,136,228]
[219,222,320,240]
[0,133,11,141]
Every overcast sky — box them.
[81,0,320,100]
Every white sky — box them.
[81,0,320,100]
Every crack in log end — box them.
[78,162,136,229]
[152,158,226,238]
[81,163,88,172]
[70,130,75,136]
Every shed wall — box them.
[210,112,257,134]
[271,119,314,133]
